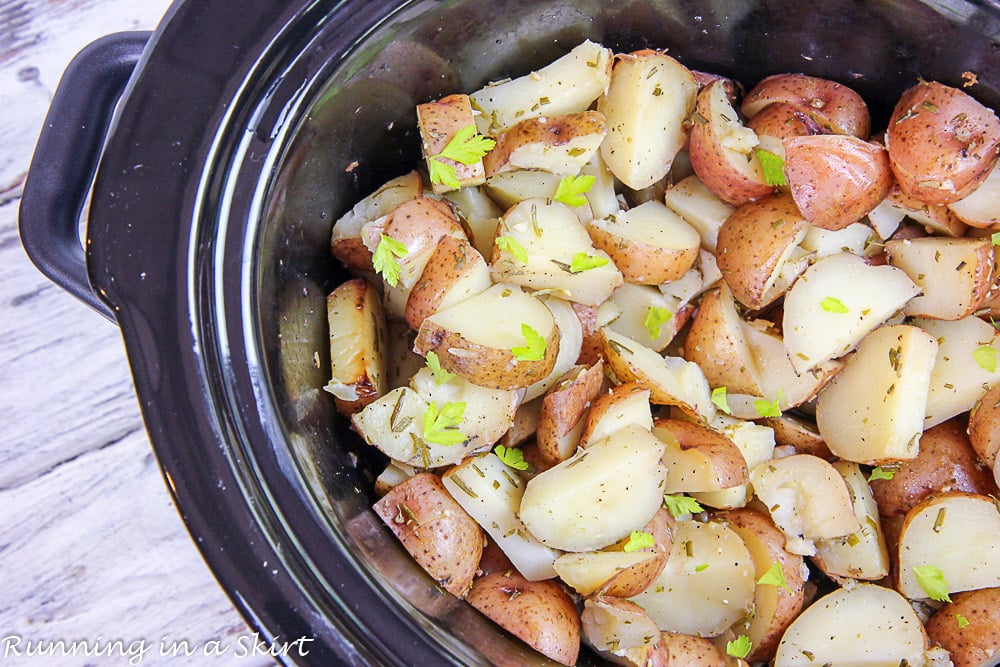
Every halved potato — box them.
[324,278,388,415]
[925,588,1000,667]
[483,111,607,177]
[897,492,1000,600]
[885,236,995,321]
[597,49,697,190]
[471,39,613,136]
[749,454,860,556]
[747,100,827,146]
[414,283,560,390]
[741,73,871,138]
[886,80,1000,205]
[773,583,934,667]
[715,192,810,310]
[466,569,581,666]
[629,519,756,637]
[520,423,667,552]
[581,597,663,664]
[814,324,938,464]
[587,201,701,284]
[372,473,485,598]
[442,453,560,582]
[491,198,624,306]
[781,251,920,373]
[404,235,492,330]
[682,283,763,396]
[417,93,487,193]
[653,419,749,493]
[689,79,774,206]
[662,173,736,253]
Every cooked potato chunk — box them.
[417,94,488,193]
[926,588,1000,667]
[483,111,607,177]
[324,278,388,415]
[653,418,749,493]
[886,237,995,320]
[663,173,736,253]
[581,598,663,665]
[741,73,872,139]
[682,283,763,396]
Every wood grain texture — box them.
[0,1,274,664]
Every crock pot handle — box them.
[19,31,151,321]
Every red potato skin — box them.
[742,73,872,139]
[968,383,1000,469]
[747,101,828,141]
[417,93,486,193]
[926,588,1000,667]
[483,111,606,176]
[783,134,894,230]
[404,235,485,330]
[869,417,998,518]
[886,80,1000,205]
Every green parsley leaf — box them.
[428,124,496,189]
[992,232,1000,246]
[494,444,529,471]
[663,494,704,518]
[428,157,461,190]
[695,563,710,572]
[711,386,731,415]
[758,561,792,592]
[756,148,787,187]
[821,296,850,314]
[373,234,408,287]
[553,174,595,208]
[726,635,753,659]
[754,392,782,418]
[569,252,609,273]
[974,345,998,373]
[512,323,546,362]
[868,466,895,482]
[913,564,952,602]
[623,530,656,552]
[422,401,467,446]
[495,235,529,263]
[956,613,970,629]
[644,306,674,340]
[425,351,455,385]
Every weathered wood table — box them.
[1,1,272,664]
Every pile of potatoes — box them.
[326,39,1000,666]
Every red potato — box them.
[689,79,775,206]
[949,162,1000,227]
[656,632,727,666]
[536,361,605,465]
[417,94,488,193]
[741,72,872,139]
[747,100,828,143]
[653,418,749,493]
[886,183,969,237]
[467,570,581,666]
[324,279,387,415]
[581,597,668,667]
[886,80,1000,205]
[579,382,652,448]
[968,383,1000,469]
[372,473,485,598]
[482,111,607,177]
[404,235,491,330]
[681,283,763,395]
[783,134,894,231]
[925,588,1000,667]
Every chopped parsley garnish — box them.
[726,635,753,659]
[868,466,895,482]
[663,494,704,518]
[495,235,529,263]
[758,561,792,592]
[974,345,998,373]
[422,401,467,445]
[754,392,782,418]
[372,234,408,287]
[711,386,731,415]
[756,148,787,187]
[425,351,455,384]
[644,306,674,340]
[623,530,656,552]
[569,252,609,273]
[913,564,952,602]
[956,613,969,629]
[820,296,849,314]
[494,444,529,471]
[512,323,546,362]
[428,125,495,189]
[553,174,595,207]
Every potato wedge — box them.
[682,284,763,396]
[663,173,737,253]
[414,283,560,390]
[657,632,726,666]
[783,134,893,231]
[579,382,652,448]
[773,583,934,667]
[581,598,664,665]
[522,295,585,403]
[814,324,938,464]
[968,383,1000,469]
[483,111,607,177]
[781,251,919,373]
[799,220,875,260]
[886,80,1000,205]
[689,79,774,206]
[372,473,485,598]
[404,235,492,330]
[653,419,749,493]
[324,278,388,415]
[536,361,605,465]
[886,183,969,238]
[692,415,776,510]
[948,162,1000,228]
[598,49,697,190]
[926,588,1000,667]
[897,492,1000,600]
[587,201,701,285]
[741,73,871,139]
[417,93,488,193]
[466,569,580,666]
[606,283,688,352]
[715,192,810,310]
[885,236,995,321]
[442,184,505,258]
[758,413,831,459]
[520,423,667,552]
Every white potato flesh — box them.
[484,169,563,210]
[580,152,620,220]
[554,551,662,597]
[581,385,653,448]
[519,424,667,552]
[485,112,607,177]
[866,195,906,240]
[800,222,874,259]
[598,50,697,190]
[812,461,890,581]
[782,252,920,373]
[471,40,613,135]
[693,416,776,510]
[351,387,429,465]
[600,328,716,422]
[423,283,554,352]
[815,324,937,464]
[522,296,585,402]
[607,201,702,255]
[330,171,422,267]
[948,161,1000,227]
[897,493,1000,600]
[492,198,624,306]
[663,174,736,253]
[442,453,561,581]
[913,316,1000,428]
[324,279,387,407]
[653,420,748,494]
[750,454,860,556]
[629,520,755,636]
[886,237,994,320]
[607,283,682,352]
[581,598,661,658]
[659,250,721,308]
[774,583,930,667]
[443,185,504,258]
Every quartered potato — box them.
[483,111,607,177]
[324,278,388,415]
[741,72,872,139]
